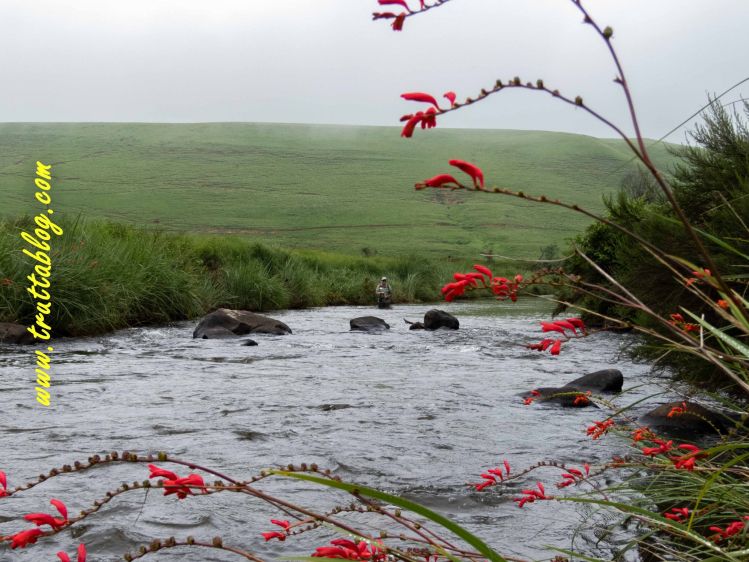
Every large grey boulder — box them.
[423,309,459,330]
[350,316,390,332]
[193,309,291,339]
[564,369,623,393]
[0,323,35,345]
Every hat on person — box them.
[381,277,387,281]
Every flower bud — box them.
[603,26,613,39]
[575,96,584,106]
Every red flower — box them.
[421,173,460,188]
[401,91,440,109]
[670,444,704,471]
[57,544,87,562]
[586,419,614,440]
[664,507,689,523]
[270,519,291,530]
[163,474,206,499]
[378,0,412,12]
[473,264,493,278]
[312,539,386,560]
[540,321,566,335]
[552,319,578,334]
[667,402,688,418]
[631,427,655,442]
[710,519,747,541]
[641,439,673,456]
[443,91,457,106]
[392,13,407,31]
[717,299,729,310]
[448,159,484,189]
[0,470,7,498]
[549,339,562,356]
[24,498,68,530]
[573,392,590,406]
[148,464,179,480]
[566,317,586,330]
[10,528,43,549]
[262,531,287,542]
[513,482,551,508]
[401,112,424,137]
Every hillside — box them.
[0,123,677,260]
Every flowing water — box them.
[0,301,675,561]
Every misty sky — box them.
[2,0,748,140]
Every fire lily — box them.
[24,498,68,530]
[10,528,43,549]
[57,544,87,562]
[514,482,551,508]
[586,419,614,440]
[401,91,440,109]
[641,439,673,456]
[664,507,690,523]
[311,538,386,560]
[0,470,7,498]
[448,159,484,189]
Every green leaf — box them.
[683,309,749,359]
[271,470,507,562]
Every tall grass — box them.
[0,216,454,336]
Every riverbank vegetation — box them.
[0,217,458,336]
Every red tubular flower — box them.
[401,91,440,108]
[573,392,590,406]
[422,173,460,188]
[148,464,179,480]
[566,317,586,330]
[262,531,287,542]
[641,439,673,456]
[513,482,551,508]
[631,427,655,442]
[717,299,729,310]
[664,507,689,523]
[549,339,562,355]
[710,520,746,541]
[443,91,457,106]
[57,544,87,562]
[586,419,614,440]
[24,498,69,530]
[378,0,412,12]
[392,13,407,31]
[312,539,385,560]
[10,528,43,549]
[473,264,493,278]
[552,319,578,334]
[0,470,7,498]
[401,112,424,137]
[163,474,206,499]
[271,519,291,530]
[540,321,566,335]
[667,402,687,418]
[448,159,484,189]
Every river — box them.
[0,301,671,561]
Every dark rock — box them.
[564,369,623,393]
[241,339,259,346]
[193,309,291,339]
[521,369,624,408]
[423,309,459,330]
[350,316,390,332]
[0,323,35,345]
[641,401,741,436]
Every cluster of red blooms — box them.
[527,318,586,356]
[311,538,387,560]
[556,464,590,489]
[372,0,427,31]
[667,401,688,418]
[441,264,522,302]
[5,498,69,549]
[586,419,614,440]
[261,519,291,542]
[631,427,656,442]
[471,460,511,491]
[513,482,552,508]
[418,158,484,190]
[148,464,206,499]
[639,438,705,471]
[399,91,458,137]
[0,470,7,498]
[668,313,699,333]
[523,389,541,406]
[710,516,749,542]
[664,507,690,523]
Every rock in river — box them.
[193,309,292,339]
[523,368,624,408]
[641,400,743,436]
[423,309,459,330]
[0,322,35,345]
[350,316,390,331]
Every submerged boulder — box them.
[522,369,624,408]
[350,316,390,332]
[0,323,35,345]
[193,309,291,339]
[423,309,459,330]
[641,401,741,436]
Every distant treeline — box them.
[0,217,457,336]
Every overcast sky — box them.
[2,0,748,140]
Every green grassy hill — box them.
[0,123,676,260]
